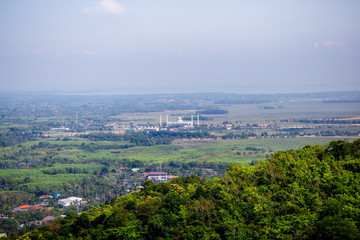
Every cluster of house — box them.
[18,216,57,228]
[40,192,61,199]
[13,198,85,210]
[6,173,182,234]
[11,193,87,213]
[13,205,44,212]
[12,193,62,212]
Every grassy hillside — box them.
[15,139,360,240]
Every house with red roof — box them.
[40,195,51,199]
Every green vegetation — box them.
[1,92,360,237]
[81,131,215,146]
[15,139,360,239]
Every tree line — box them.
[80,131,215,146]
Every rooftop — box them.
[147,172,168,175]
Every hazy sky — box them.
[1,0,359,94]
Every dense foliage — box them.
[16,139,360,239]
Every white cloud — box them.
[81,0,127,15]
[314,40,345,49]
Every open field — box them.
[208,102,360,123]
[114,102,360,124]
[171,136,359,163]
[19,136,358,166]
[46,136,360,166]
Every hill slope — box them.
[19,139,360,240]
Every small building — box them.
[58,197,84,207]
[118,167,128,171]
[207,170,217,175]
[53,193,61,198]
[146,172,168,182]
[40,195,51,199]
[50,127,69,132]
[132,168,140,172]
[39,216,57,225]
[13,205,30,212]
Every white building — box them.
[137,125,159,131]
[50,127,70,132]
[147,172,168,182]
[57,197,84,207]
[164,115,200,128]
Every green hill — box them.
[17,139,360,240]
